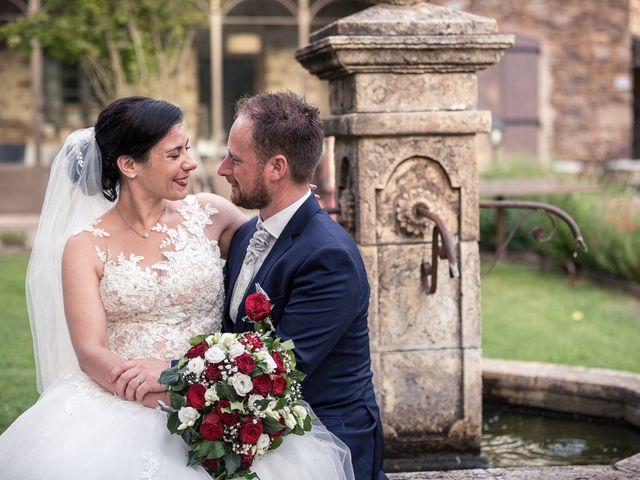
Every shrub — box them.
[0,230,26,248]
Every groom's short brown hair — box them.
[235,92,324,184]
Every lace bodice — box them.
[77,195,224,361]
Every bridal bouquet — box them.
[159,287,312,479]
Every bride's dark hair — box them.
[94,96,183,202]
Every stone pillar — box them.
[296,1,513,453]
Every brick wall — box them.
[431,0,634,162]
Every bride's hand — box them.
[310,183,320,200]
[110,358,169,402]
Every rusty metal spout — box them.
[415,204,460,278]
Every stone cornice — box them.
[296,34,514,78]
[324,110,492,136]
[297,2,514,79]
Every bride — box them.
[0,97,353,479]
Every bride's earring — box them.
[128,174,137,179]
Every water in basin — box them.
[482,402,640,467]
[384,402,640,472]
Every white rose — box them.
[292,405,308,421]
[256,433,271,453]
[256,350,277,373]
[220,333,237,348]
[227,342,246,359]
[231,373,253,396]
[204,346,226,364]
[284,412,297,430]
[177,406,200,430]
[186,357,205,375]
[205,335,215,346]
[205,387,219,405]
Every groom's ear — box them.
[265,154,288,182]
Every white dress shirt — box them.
[229,189,312,322]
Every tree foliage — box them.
[1,0,207,103]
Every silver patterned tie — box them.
[244,224,272,265]
[230,224,273,322]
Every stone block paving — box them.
[388,451,640,480]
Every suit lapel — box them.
[233,195,321,332]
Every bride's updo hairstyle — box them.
[94,96,183,202]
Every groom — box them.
[219,92,387,480]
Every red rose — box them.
[252,374,271,396]
[271,375,286,396]
[205,363,222,381]
[235,353,256,375]
[241,453,254,468]
[199,412,224,441]
[271,351,285,373]
[245,293,271,322]
[216,399,239,426]
[186,383,206,409]
[185,341,208,359]
[239,417,263,444]
[202,458,222,472]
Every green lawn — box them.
[0,254,39,432]
[482,261,640,372]
[0,254,639,433]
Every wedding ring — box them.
[134,377,142,385]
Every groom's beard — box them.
[231,176,271,210]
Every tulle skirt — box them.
[0,371,354,480]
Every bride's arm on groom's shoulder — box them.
[196,192,247,258]
[62,235,169,408]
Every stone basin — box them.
[388,359,640,479]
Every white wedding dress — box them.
[0,195,353,480]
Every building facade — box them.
[2,0,640,209]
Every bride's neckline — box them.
[79,195,220,276]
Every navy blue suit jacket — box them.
[223,195,387,480]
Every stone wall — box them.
[0,46,199,160]
[431,0,633,163]
[0,49,32,144]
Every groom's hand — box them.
[110,358,169,402]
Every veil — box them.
[27,128,113,393]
